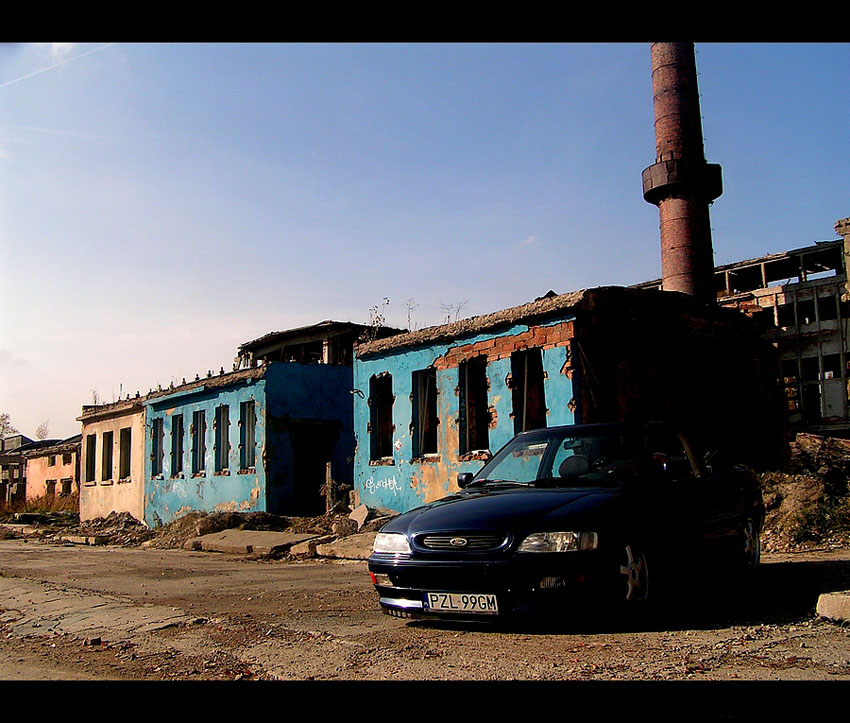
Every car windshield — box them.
[470,425,639,489]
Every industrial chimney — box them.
[641,42,722,304]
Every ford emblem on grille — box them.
[450,537,469,547]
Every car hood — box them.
[382,485,621,536]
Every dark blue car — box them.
[368,422,764,619]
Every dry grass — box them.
[0,492,80,518]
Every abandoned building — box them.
[23,435,81,501]
[76,321,401,526]
[234,319,399,368]
[142,321,402,526]
[352,286,782,513]
[0,434,76,505]
[637,217,850,435]
[78,397,147,522]
[1,434,33,505]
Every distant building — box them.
[1,434,35,505]
[24,435,81,501]
[1,434,75,505]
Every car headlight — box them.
[517,531,598,553]
[372,532,412,555]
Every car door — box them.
[644,423,720,551]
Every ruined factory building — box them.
[637,218,850,436]
[80,321,401,527]
[352,286,783,514]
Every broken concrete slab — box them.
[0,577,190,642]
[0,523,38,536]
[817,590,850,623]
[348,504,370,530]
[183,529,317,555]
[314,532,377,561]
[60,535,109,546]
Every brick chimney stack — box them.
[642,42,722,304]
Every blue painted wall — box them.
[143,362,355,526]
[144,377,267,527]
[353,316,577,513]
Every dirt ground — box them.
[2,536,850,685]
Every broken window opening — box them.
[101,431,114,481]
[411,368,438,457]
[191,411,206,474]
[151,418,164,476]
[823,353,842,380]
[46,479,56,497]
[801,356,820,383]
[797,299,816,326]
[459,357,490,454]
[776,303,795,328]
[119,427,132,480]
[60,478,72,496]
[171,414,184,477]
[240,401,257,470]
[802,383,823,423]
[62,452,72,465]
[818,294,838,322]
[370,373,394,461]
[85,434,96,482]
[215,405,230,472]
[47,455,56,467]
[511,348,547,435]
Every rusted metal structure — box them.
[642,42,722,305]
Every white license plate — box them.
[423,591,499,614]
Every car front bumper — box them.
[368,552,609,618]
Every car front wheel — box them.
[618,543,649,604]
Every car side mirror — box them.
[457,472,474,488]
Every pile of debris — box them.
[759,432,850,552]
[141,510,293,550]
[77,511,156,547]
[63,504,397,554]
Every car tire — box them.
[618,542,650,606]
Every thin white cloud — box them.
[0,43,114,89]
[519,235,538,247]
[3,123,111,142]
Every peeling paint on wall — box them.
[353,315,578,512]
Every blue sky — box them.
[1,42,847,439]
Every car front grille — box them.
[416,533,509,552]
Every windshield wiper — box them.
[467,478,529,488]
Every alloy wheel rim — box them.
[619,544,647,602]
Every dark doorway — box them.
[289,420,340,516]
